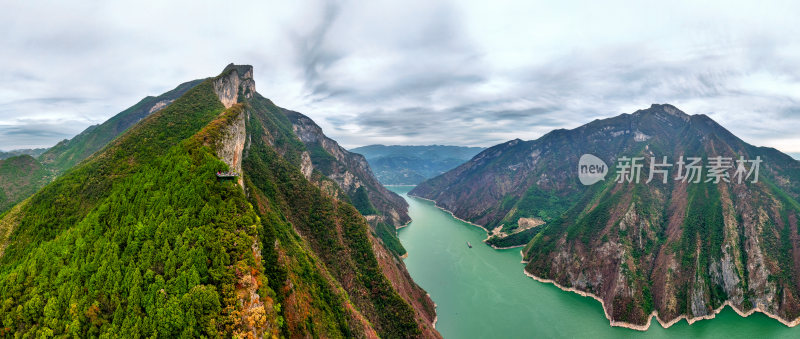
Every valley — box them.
[352,145,484,185]
[3,2,800,337]
[393,185,798,338]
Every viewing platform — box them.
[216,171,239,179]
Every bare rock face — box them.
[147,99,173,114]
[214,64,256,108]
[300,151,313,179]
[211,64,257,189]
[417,103,800,328]
[216,109,247,188]
[284,109,411,228]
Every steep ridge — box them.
[39,79,203,172]
[216,64,438,337]
[284,110,412,256]
[412,104,800,328]
[0,76,261,337]
[0,65,439,338]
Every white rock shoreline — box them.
[522,268,800,331]
[408,194,527,249]
[406,191,800,331]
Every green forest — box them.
[0,67,428,338]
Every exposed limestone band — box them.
[522,268,800,331]
[410,193,800,330]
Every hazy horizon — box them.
[2,1,800,154]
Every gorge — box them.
[393,185,797,338]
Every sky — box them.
[2,0,800,156]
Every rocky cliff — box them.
[213,64,256,108]
[211,67,250,188]
[0,64,439,338]
[413,104,800,328]
[284,110,411,228]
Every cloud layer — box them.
[2,0,800,153]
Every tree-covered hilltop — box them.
[351,145,484,185]
[413,104,800,327]
[0,65,439,338]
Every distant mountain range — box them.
[0,148,47,160]
[412,104,800,328]
[0,79,203,213]
[351,145,484,185]
[0,64,439,337]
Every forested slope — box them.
[0,64,439,338]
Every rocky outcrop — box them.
[284,109,411,228]
[415,103,800,328]
[147,99,173,114]
[223,64,437,336]
[300,151,313,179]
[215,108,247,188]
[214,64,255,108]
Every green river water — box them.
[389,186,797,339]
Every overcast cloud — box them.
[1,0,800,154]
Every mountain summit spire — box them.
[213,63,255,108]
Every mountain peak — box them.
[632,103,689,118]
[214,63,255,108]
[220,63,254,79]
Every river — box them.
[390,185,796,338]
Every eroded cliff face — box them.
[147,99,173,114]
[211,65,255,189]
[370,230,441,338]
[218,64,438,337]
[415,104,800,329]
[215,109,247,188]
[214,64,256,109]
[284,109,411,228]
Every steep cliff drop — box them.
[413,104,800,329]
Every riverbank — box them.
[408,194,490,232]
[392,185,798,338]
[409,190,800,331]
[396,219,412,230]
[522,268,800,331]
[408,194,526,250]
